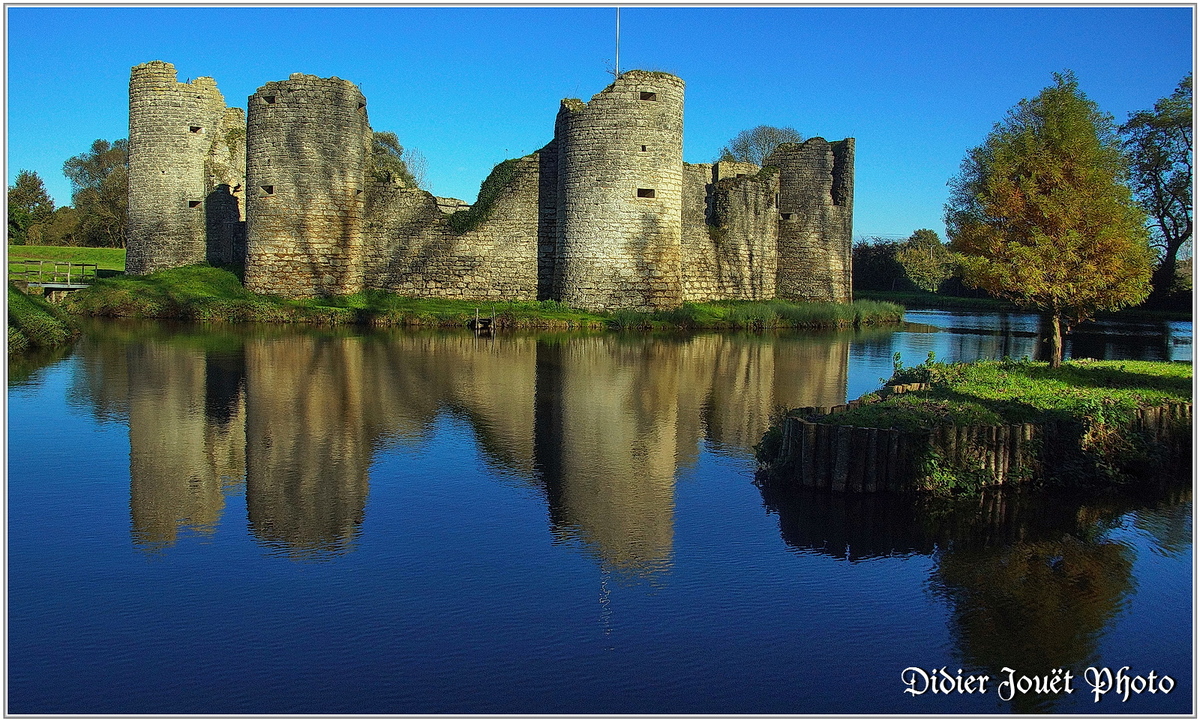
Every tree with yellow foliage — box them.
[946,72,1153,367]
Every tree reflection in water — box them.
[757,480,1190,713]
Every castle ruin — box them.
[126,61,854,310]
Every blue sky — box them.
[6,5,1193,240]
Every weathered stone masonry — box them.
[244,74,371,297]
[126,61,854,309]
[127,61,246,275]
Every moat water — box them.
[7,310,1193,714]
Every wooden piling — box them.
[831,425,851,492]
[848,426,869,493]
[800,421,817,488]
[864,428,879,493]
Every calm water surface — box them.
[7,310,1193,714]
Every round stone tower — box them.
[553,70,685,311]
[244,74,371,298]
[126,61,231,275]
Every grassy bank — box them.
[8,245,126,275]
[759,357,1192,493]
[62,264,904,330]
[8,283,78,353]
[857,288,1193,321]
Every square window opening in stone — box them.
[640,145,648,152]
[261,185,275,196]
[358,102,366,112]
[637,188,656,198]
[640,92,657,101]
[189,126,202,134]
[780,213,793,221]
[263,95,276,105]
[188,200,202,208]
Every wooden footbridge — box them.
[9,260,99,298]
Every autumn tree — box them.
[1120,74,1193,302]
[63,139,128,247]
[945,72,1153,367]
[7,170,55,245]
[896,229,957,293]
[717,125,803,166]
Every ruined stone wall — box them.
[554,70,685,311]
[204,107,247,266]
[680,163,720,300]
[680,163,779,302]
[709,169,779,300]
[128,61,855,309]
[127,61,234,275]
[768,138,855,303]
[244,74,371,297]
[362,154,540,300]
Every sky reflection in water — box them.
[6,312,1192,714]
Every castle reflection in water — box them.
[74,326,851,570]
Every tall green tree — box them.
[7,170,55,245]
[369,131,419,187]
[945,72,1153,367]
[896,229,957,293]
[1120,74,1192,302]
[852,236,907,291]
[63,139,128,248]
[717,125,803,166]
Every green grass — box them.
[605,299,903,331]
[62,264,905,330]
[760,356,1192,493]
[9,245,126,274]
[8,283,78,353]
[857,287,1192,321]
[822,357,1192,432]
[855,289,1015,311]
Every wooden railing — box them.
[9,260,99,288]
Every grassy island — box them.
[759,357,1192,494]
[56,263,903,331]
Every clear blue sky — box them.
[6,5,1193,240]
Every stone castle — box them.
[126,60,854,311]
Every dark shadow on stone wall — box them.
[205,184,245,267]
[536,143,558,301]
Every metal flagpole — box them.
[615,7,620,77]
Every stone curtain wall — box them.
[709,168,779,300]
[767,138,855,303]
[553,71,686,311]
[362,154,540,300]
[680,163,720,300]
[127,61,233,275]
[680,162,779,302]
[244,74,371,298]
